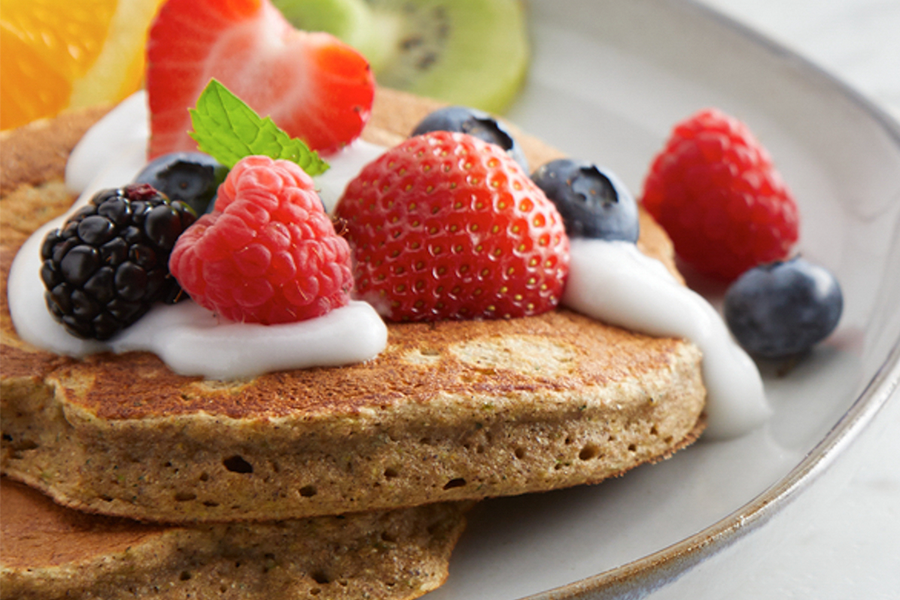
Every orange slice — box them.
[0,0,165,130]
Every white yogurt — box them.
[563,239,770,439]
[7,91,769,437]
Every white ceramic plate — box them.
[427,1,900,598]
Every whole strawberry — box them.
[169,156,353,324]
[641,108,799,280]
[334,131,569,322]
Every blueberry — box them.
[724,257,843,359]
[134,152,228,215]
[411,106,529,172]
[530,159,639,242]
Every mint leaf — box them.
[188,79,329,175]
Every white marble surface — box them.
[656,1,900,598]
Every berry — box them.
[146,0,375,158]
[334,131,569,322]
[40,184,197,340]
[133,152,228,215]
[531,159,639,242]
[411,106,529,172]
[169,155,353,324]
[642,108,799,280]
[723,257,843,359]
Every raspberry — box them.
[334,131,569,322]
[169,156,353,324]
[40,184,196,340]
[641,108,799,280]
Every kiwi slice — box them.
[272,0,529,114]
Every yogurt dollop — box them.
[563,239,770,439]
[8,91,769,437]
[8,92,388,379]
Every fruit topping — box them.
[134,152,228,215]
[40,184,197,340]
[723,257,843,359]
[531,159,639,243]
[334,131,569,322]
[272,0,529,113]
[146,0,375,158]
[642,108,799,280]
[169,155,353,325]
[412,105,529,172]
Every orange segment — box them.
[0,0,165,130]
[0,24,71,127]
[0,0,113,129]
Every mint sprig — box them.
[188,79,329,175]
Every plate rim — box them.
[519,0,900,597]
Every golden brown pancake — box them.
[0,477,469,599]
[4,96,468,599]
[0,88,705,523]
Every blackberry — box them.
[40,184,197,340]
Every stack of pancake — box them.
[0,89,706,598]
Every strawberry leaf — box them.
[188,79,329,175]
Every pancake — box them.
[0,88,706,523]
[0,477,468,599]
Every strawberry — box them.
[169,155,353,324]
[334,131,570,322]
[641,108,799,280]
[146,0,374,159]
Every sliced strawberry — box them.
[146,0,374,158]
